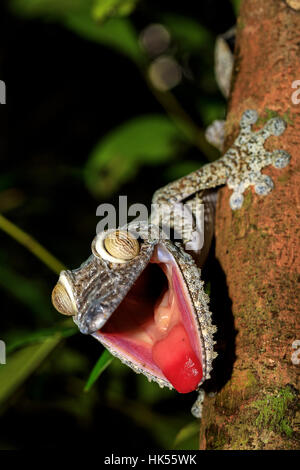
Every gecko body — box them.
[51,110,290,414]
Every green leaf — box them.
[92,0,138,22]
[173,421,199,449]
[0,335,62,406]
[84,349,114,392]
[9,0,142,64]
[64,14,142,64]
[5,321,77,354]
[9,0,93,17]
[84,114,183,197]
[162,14,212,52]
[116,0,138,16]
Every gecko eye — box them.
[92,230,140,264]
[52,281,76,316]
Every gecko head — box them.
[51,222,216,393]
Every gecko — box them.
[51,110,290,416]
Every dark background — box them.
[0,0,236,450]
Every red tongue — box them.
[152,323,203,393]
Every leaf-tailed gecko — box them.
[51,110,290,416]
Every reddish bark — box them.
[199,0,300,450]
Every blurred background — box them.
[0,0,237,450]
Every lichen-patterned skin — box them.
[152,110,291,211]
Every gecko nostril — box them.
[51,282,76,316]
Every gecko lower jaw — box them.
[93,243,204,393]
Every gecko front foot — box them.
[226,110,291,210]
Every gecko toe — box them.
[230,192,244,210]
[240,109,258,127]
[254,175,274,195]
[272,149,291,169]
[264,117,286,136]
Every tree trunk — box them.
[199,0,300,450]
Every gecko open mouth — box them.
[94,243,203,393]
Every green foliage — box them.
[0,335,61,406]
[9,0,93,17]
[64,14,143,64]
[173,421,199,449]
[10,0,139,22]
[162,14,212,52]
[92,0,139,22]
[6,322,77,354]
[0,321,77,407]
[84,349,114,391]
[9,0,143,64]
[85,114,184,197]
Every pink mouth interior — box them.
[97,245,203,393]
